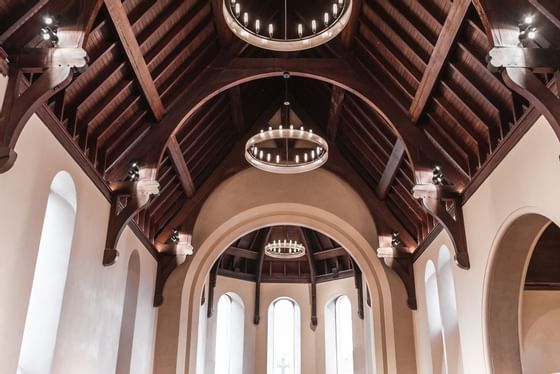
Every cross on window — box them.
[277,357,290,374]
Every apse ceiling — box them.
[1,0,559,306]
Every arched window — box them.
[18,171,77,374]
[437,246,463,374]
[425,260,446,374]
[116,251,141,374]
[215,293,244,374]
[325,295,354,374]
[267,298,301,374]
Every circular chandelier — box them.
[245,74,329,174]
[223,0,353,51]
[265,239,306,258]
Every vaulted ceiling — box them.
[1,0,559,304]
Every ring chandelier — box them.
[264,239,306,259]
[245,74,329,174]
[223,0,353,51]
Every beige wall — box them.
[412,115,560,374]
[201,276,367,374]
[0,76,158,373]
[521,291,560,374]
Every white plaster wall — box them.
[521,291,560,374]
[0,74,158,373]
[412,116,560,374]
[203,276,366,374]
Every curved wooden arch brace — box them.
[105,57,469,191]
[413,184,470,269]
[377,250,417,310]
[103,167,159,266]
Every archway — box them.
[153,168,416,374]
[484,212,555,373]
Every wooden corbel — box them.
[103,167,159,266]
[0,48,87,173]
[412,183,470,269]
[377,243,417,310]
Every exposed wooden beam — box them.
[313,247,347,261]
[210,0,233,46]
[254,228,271,324]
[353,261,364,319]
[300,228,318,328]
[408,0,471,123]
[207,263,218,318]
[340,0,362,49]
[226,246,259,260]
[529,0,560,29]
[104,0,165,121]
[0,47,8,76]
[376,139,405,199]
[0,0,49,44]
[228,86,245,134]
[167,136,196,198]
[326,86,345,142]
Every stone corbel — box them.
[103,166,159,266]
[377,242,417,310]
[413,183,470,269]
[0,48,87,173]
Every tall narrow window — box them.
[18,171,77,374]
[325,296,354,374]
[116,251,141,374]
[215,293,244,374]
[425,261,446,374]
[267,298,301,374]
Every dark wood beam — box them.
[210,0,234,47]
[313,247,347,261]
[376,139,405,199]
[207,262,218,318]
[300,228,318,328]
[104,0,165,121]
[167,136,196,198]
[0,0,49,44]
[0,47,7,76]
[326,86,345,142]
[228,86,245,134]
[340,0,362,49]
[408,0,471,123]
[254,228,271,324]
[353,261,364,319]
[529,0,560,29]
[226,246,259,260]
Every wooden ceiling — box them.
[1,0,559,298]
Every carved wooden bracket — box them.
[413,183,470,269]
[103,167,159,266]
[0,48,87,173]
[377,246,417,310]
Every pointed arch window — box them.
[18,171,77,374]
[267,298,301,374]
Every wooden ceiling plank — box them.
[0,0,49,44]
[167,136,196,198]
[376,139,406,200]
[326,86,345,142]
[229,86,245,134]
[409,0,471,123]
[528,0,560,30]
[313,247,347,261]
[104,0,165,121]
[210,0,233,46]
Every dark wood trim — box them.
[167,136,196,198]
[207,263,219,318]
[301,228,318,328]
[353,261,364,320]
[226,246,259,260]
[326,86,345,142]
[0,47,8,76]
[104,0,165,121]
[412,224,444,262]
[0,0,49,44]
[254,228,271,325]
[376,139,405,200]
[408,0,471,123]
[228,86,245,134]
[524,282,560,291]
[528,0,560,30]
[313,247,347,261]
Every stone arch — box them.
[483,209,559,373]
[153,168,416,374]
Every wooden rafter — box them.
[167,137,196,198]
[529,0,560,29]
[210,0,233,46]
[340,0,362,49]
[300,228,318,328]
[254,228,271,325]
[326,85,345,141]
[0,0,49,44]
[104,0,165,121]
[408,0,471,123]
[376,139,405,200]
[228,86,245,134]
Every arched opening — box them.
[425,261,445,374]
[325,295,354,374]
[437,246,463,374]
[17,171,77,374]
[154,168,416,374]
[214,293,245,374]
[115,251,141,374]
[267,297,301,374]
[484,212,555,374]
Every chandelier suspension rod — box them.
[284,0,288,40]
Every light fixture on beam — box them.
[40,15,58,44]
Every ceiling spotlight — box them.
[44,15,54,25]
[170,228,180,243]
[527,27,537,39]
[40,15,58,44]
[391,232,402,247]
[432,165,444,185]
[524,15,534,25]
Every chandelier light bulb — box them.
[295,154,299,163]
[298,23,303,38]
[312,19,317,33]
[311,150,315,158]
[333,4,338,17]
[44,16,54,25]
[255,19,261,33]
[269,23,274,37]
[41,29,51,40]
[339,0,344,5]
[267,153,271,162]
[524,15,534,24]
[243,12,249,26]
[527,27,537,39]
[304,153,308,162]
[235,3,240,17]
[259,150,263,159]
[276,155,280,163]
[324,12,329,26]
